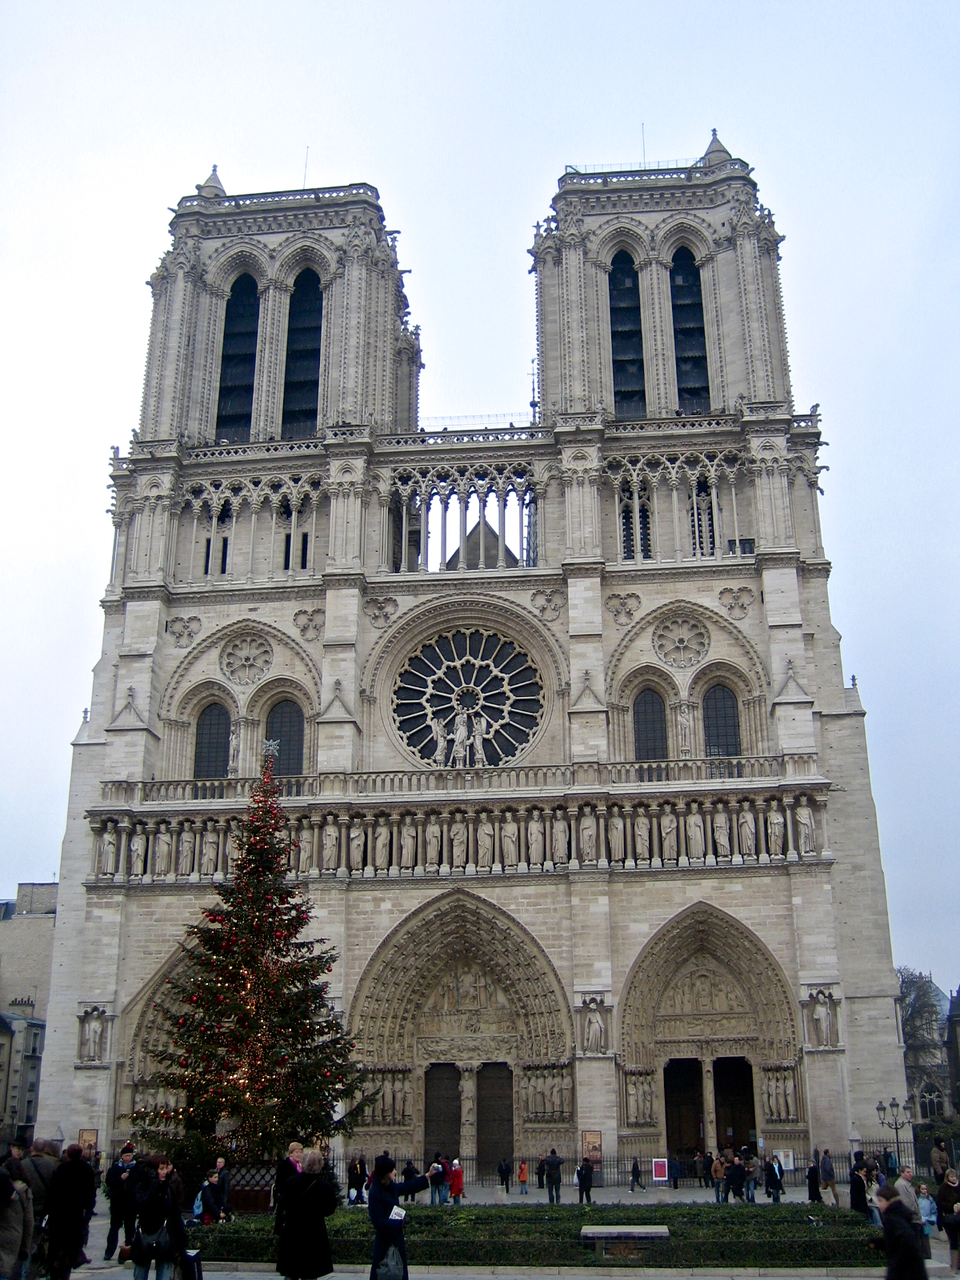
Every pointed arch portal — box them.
[619,903,806,1160]
[348,890,576,1168]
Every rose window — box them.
[652,616,710,669]
[393,629,543,767]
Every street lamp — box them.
[876,1096,914,1169]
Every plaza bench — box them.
[580,1224,670,1259]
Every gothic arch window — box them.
[216,273,260,444]
[609,250,646,421]
[689,477,715,555]
[703,684,741,757]
[266,699,305,776]
[670,246,710,414]
[633,689,668,761]
[281,269,323,440]
[619,480,652,560]
[194,702,231,779]
[918,1086,944,1120]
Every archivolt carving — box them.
[606,600,769,702]
[620,903,801,1068]
[348,890,574,1067]
[118,947,194,1124]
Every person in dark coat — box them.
[274,1144,304,1231]
[630,1157,643,1192]
[46,1147,95,1280]
[576,1160,593,1205]
[536,1158,546,1191]
[728,1156,746,1202]
[851,1165,871,1219]
[764,1156,784,1204]
[807,1158,823,1202]
[104,1145,138,1259]
[276,1149,338,1280]
[130,1155,185,1280]
[214,1158,231,1217]
[347,1155,368,1207]
[543,1150,564,1205]
[399,1162,419,1204]
[20,1143,57,1227]
[874,1184,927,1280]
[367,1155,428,1280]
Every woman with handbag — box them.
[131,1155,186,1280]
[367,1155,428,1280]
[275,1149,338,1280]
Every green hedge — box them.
[186,1203,881,1268]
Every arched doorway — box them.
[619,904,805,1164]
[348,890,576,1167]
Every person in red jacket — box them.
[449,1160,464,1206]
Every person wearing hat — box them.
[104,1145,138,1261]
[449,1161,464,1206]
[874,1183,927,1280]
[275,1148,337,1280]
[367,1155,428,1280]
[936,1168,960,1274]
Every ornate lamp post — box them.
[876,1096,914,1170]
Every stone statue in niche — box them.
[155,824,172,877]
[374,818,391,872]
[393,1072,405,1124]
[176,828,193,876]
[640,1074,654,1123]
[562,1068,573,1116]
[608,806,624,863]
[297,824,313,874]
[349,819,365,873]
[226,821,240,874]
[626,1074,639,1124]
[476,813,494,869]
[583,997,605,1054]
[552,810,569,864]
[129,826,146,877]
[425,816,441,868]
[403,1076,412,1123]
[713,810,731,860]
[784,1069,796,1118]
[634,809,650,862]
[527,810,544,867]
[471,716,487,768]
[79,1008,105,1062]
[400,815,417,869]
[579,807,597,862]
[501,812,519,867]
[809,990,837,1047]
[795,797,816,855]
[450,815,467,869]
[678,702,692,756]
[98,824,117,875]
[660,809,678,862]
[201,825,219,876]
[451,709,469,769]
[321,816,339,871]
[459,1071,476,1125]
[430,716,447,767]
[738,807,756,859]
[228,724,241,777]
[686,809,705,861]
[767,805,785,858]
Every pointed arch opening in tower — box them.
[609,250,647,421]
[281,269,323,440]
[670,246,710,414]
[216,273,260,443]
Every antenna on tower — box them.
[302,146,309,190]
[642,123,646,167]
[530,357,539,424]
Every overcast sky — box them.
[1,1,957,988]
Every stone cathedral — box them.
[39,135,906,1171]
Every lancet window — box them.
[689,477,716,556]
[388,464,538,573]
[215,274,260,444]
[633,689,668,761]
[670,246,710,415]
[266,700,305,776]
[617,478,652,561]
[703,685,741,758]
[194,703,231,779]
[609,250,647,420]
[281,269,323,440]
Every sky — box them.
[0,1,957,987]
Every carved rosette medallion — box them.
[393,628,543,767]
[220,635,273,686]
[652,615,710,668]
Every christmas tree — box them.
[133,752,364,1157]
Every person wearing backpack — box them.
[368,1155,428,1280]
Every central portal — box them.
[424,1063,461,1162]
[476,1062,513,1174]
[663,1058,703,1159]
[714,1056,756,1151]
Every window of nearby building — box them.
[633,689,668,761]
[918,1087,945,1120]
[703,685,741,757]
[281,269,323,440]
[670,246,710,414]
[266,700,304,776]
[194,703,231,779]
[215,273,260,444]
[609,251,646,420]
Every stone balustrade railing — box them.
[87,774,828,883]
[99,754,819,810]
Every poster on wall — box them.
[773,1148,795,1171]
[78,1129,98,1159]
[652,1158,669,1181]
[581,1130,602,1168]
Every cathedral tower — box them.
[40,140,904,1171]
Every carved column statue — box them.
[458,1064,478,1160]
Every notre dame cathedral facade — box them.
[39,135,906,1170]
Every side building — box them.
[39,138,906,1170]
[0,884,58,1143]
